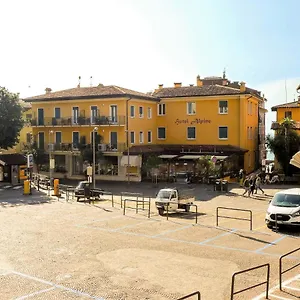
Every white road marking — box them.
[253,274,300,299]
[283,285,300,291]
[3,186,11,189]
[13,186,22,190]
[15,287,56,299]
[269,294,294,299]
[12,271,105,300]
[255,235,287,253]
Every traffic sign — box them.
[27,154,34,168]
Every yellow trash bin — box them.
[53,179,60,197]
[23,180,30,195]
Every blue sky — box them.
[1,0,300,137]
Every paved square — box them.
[0,184,299,299]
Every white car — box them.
[265,188,300,229]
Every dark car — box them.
[75,181,104,201]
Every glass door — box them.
[110,105,117,123]
[38,132,45,149]
[91,106,98,124]
[37,108,44,125]
[72,132,79,149]
[110,132,118,150]
[72,107,79,124]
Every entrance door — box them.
[37,108,44,125]
[110,132,118,150]
[110,105,117,123]
[72,132,79,149]
[38,132,45,149]
[91,106,98,124]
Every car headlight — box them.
[292,211,300,217]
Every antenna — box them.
[285,79,288,103]
[223,67,226,79]
[90,76,93,87]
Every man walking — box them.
[255,175,264,194]
[242,177,251,197]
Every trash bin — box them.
[214,180,221,191]
[221,180,228,192]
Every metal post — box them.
[250,210,253,231]
[126,97,131,185]
[195,205,198,224]
[123,199,126,215]
[49,130,53,188]
[92,127,98,189]
[266,264,270,299]
[216,207,219,227]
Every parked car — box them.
[265,188,300,229]
[155,188,195,216]
[75,181,103,201]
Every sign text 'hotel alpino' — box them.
[175,118,211,125]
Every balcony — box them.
[31,115,126,127]
[48,142,126,153]
[271,121,300,130]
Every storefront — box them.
[0,154,27,184]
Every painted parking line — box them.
[253,274,300,300]
[269,294,294,299]
[199,229,237,245]
[15,287,56,299]
[13,186,22,190]
[153,224,193,237]
[12,271,105,300]
[255,235,287,253]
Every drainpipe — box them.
[126,97,132,185]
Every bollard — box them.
[53,179,60,197]
[23,180,31,195]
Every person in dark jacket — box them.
[242,177,251,197]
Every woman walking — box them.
[255,175,264,194]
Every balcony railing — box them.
[31,115,126,126]
[46,142,126,153]
[271,121,300,130]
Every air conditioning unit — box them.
[98,144,107,151]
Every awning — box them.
[0,154,27,166]
[158,155,178,159]
[120,155,141,167]
[178,155,202,160]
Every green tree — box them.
[0,87,24,149]
[142,155,163,178]
[267,118,300,175]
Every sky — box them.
[1,0,300,141]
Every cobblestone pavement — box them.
[0,184,299,299]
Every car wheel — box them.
[185,205,190,212]
[267,222,275,229]
[158,208,164,216]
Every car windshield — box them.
[272,193,300,207]
[157,190,172,199]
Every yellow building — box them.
[271,100,300,129]
[24,75,266,182]
[24,85,158,182]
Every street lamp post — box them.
[92,127,98,189]
[49,130,54,188]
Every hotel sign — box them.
[175,118,211,125]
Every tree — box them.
[142,155,163,179]
[267,118,300,175]
[0,87,24,149]
[22,141,47,173]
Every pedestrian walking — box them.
[242,177,251,197]
[254,175,264,194]
[249,176,256,196]
[239,169,244,187]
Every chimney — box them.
[189,84,194,87]
[174,82,182,88]
[45,88,52,94]
[158,84,163,89]
[196,75,203,87]
[240,81,246,92]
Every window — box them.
[91,106,98,124]
[158,103,166,116]
[147,131,152,143]
[139,106,144,118]
[147,107,152,119]
[130,131,135,144]
[38,132,45,149]
[187,102,196,115]
[54,107,61,119]
[187,127,196,139]
[218,126,228,139]
[72,132,80,148]
[158,127,166,139]
[285,111,292,119]
[248,101,252,115]
[26,133,31,144]
[55,132,62,144]
[250,127,252,139]
[72,107,79,124]
[139,131,144,143]
[130,105,135,118]
[219,100,228,114]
